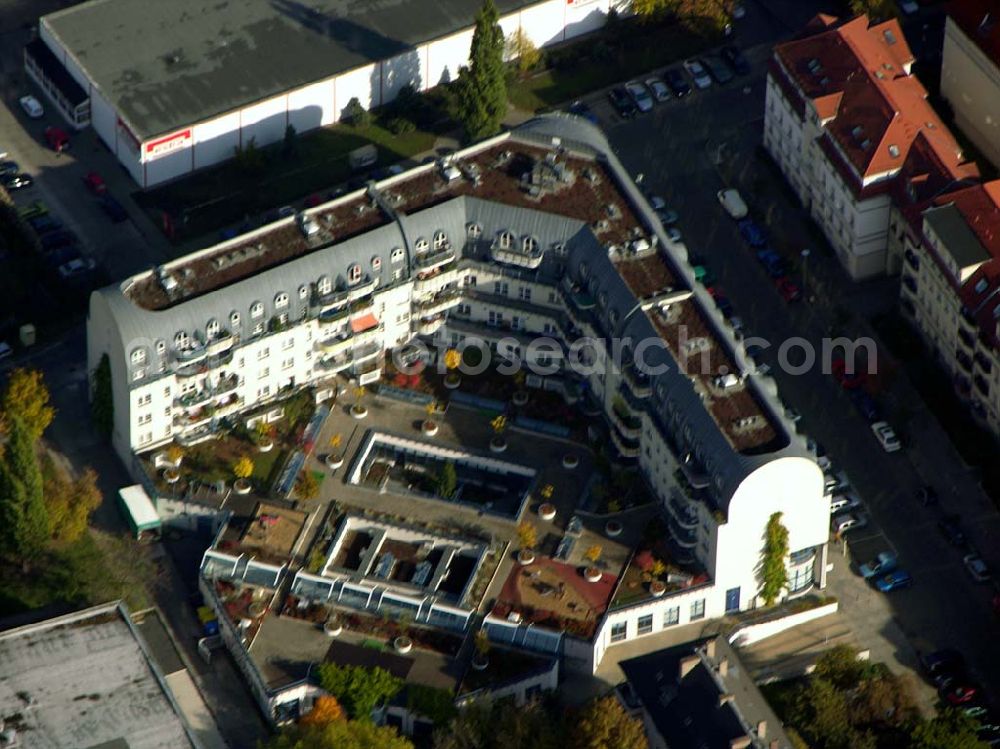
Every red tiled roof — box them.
[774,14,972,184]
[947,0,1000,64]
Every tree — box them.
[342,98,372,128]
[516,520,537,550]
[233,137,265,174]
[444,348,462,372]
[490,414,506,434]
[455,0,507,140]
[0,416,50,562]
[812,645,870,691]
[789,677,876,749]
[631,0,669,20]
[282,124,299,158]
[317,662,404,720]
[91,353,113,441]
[759,511,789,605]
[584,544,603,564]
[296,470,320,500]
[434,698,562,749]
[506,28,540,75]
[300,695,345,728]
[406,684,457,725]
[853,672,917,730]
[45,466,102,543]
[437,461,457,499]
[849,0,897,21]
[166,444,184,464]
[233,455,254,480]
[909,708,988,749]
[265,720,414,749]
[2,368,55,441]
[569,695,646,749]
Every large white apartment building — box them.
[894,180,1000,434]
[764,13,978,280]
[89,116,830,683]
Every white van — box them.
[717,188,748,220]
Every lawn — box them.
[134,120,437,244]
[508,15,723,112]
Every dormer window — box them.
[318,276,331,295]
[155,340,167,356]
[274,292,289,309]
[371,256,382,272]
[522,236,538,253]
[174,331,189,349]
[348,263,363,284]
[131,348,147,365]
[497,231,514,249]
[250,302,264,319]
[230,311,241,328]
[433,231,448,249]
[467,223,482,239]
[552,242,566,257]
[206,319,221,339]
[975,277,988,295]
[609,308,619,326]
[579,261,589,280]
[414,237,429,253]
[298,284,309,300]
[391,247,405,263]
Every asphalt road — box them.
[581,21,1000,710]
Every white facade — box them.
[942,13,1000,170]
[38,0,617,188]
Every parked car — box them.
[57,256,97,281]
[664,67,691,97]
[683,58,712,89]
[692,264,715,286]
[938,514,967,547]
[645,77,671,103]
[0,342,12,361]
[807,438,832,471]
[860,551,897,580]
[2,173,33,190]
[942,683,979,706]
[0,160,19,177]
[784,406,801,423]
[83,171,107,195]
[99,194,128,223]
[832,355,868,389]
[44,127,70,153]
[875,569,912,592]
[665,226,682,243]
[870,421,901,452]
[655,207,680,226]
[718,188,748,219]
[18,95,43,119]
[898,0,919,14]
[776,276,802,302]
[624,81,653,113]
[713,293,734,318]
[46,245,85,267]
[825,470,851,496]
[27,215,62,235]
[721,45,751,75]
[732,1,746,18]
[18,200,47,220]
[963,553,992,583]
[831,510,868,535]
[568,100,598,124]
[916,485,938,506]
[829,491,863,515]
[608,87,638,119]
[738,218,767,247]
[850,390,880,421]
[701,54,734,84]
[756,248,786,278]
[40,230,77,253]
[920,649,965,679]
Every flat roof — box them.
[0,603,195,749]
[43,0,541,139]
[925,203,991,269]
[119,484,161,529]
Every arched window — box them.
[371,256,382,272]
[579,261,589,280]
[497,231,514,249]
[608,308,619,327]
[250,302,264,318]
[552,242,567,257]
[317,276,332,295]
[348,263,362,284]
[174,331,189,349]
[390,247,405,263]
[298,284,309,300]
[131,348,147,365]
[414,237,429,253]
[433,231,448,249]
[206,319,220,339]
[155,340,167,356]
[467,223,482,239]
[522,236,538,253]
[230,311,241,328]
[274,292,289,309]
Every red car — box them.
[776,276,802,302]
[943,683,978,705]
[83,171,106,195]
[45,127,69,153]
[831,356,867,389]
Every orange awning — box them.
[350,313,378,334]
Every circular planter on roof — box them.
[649,580,667,597]
[257,438,274,453]
[517,549,535,566]
[489,436,508,453]
[471,653,489,671]
[234,478,252,495]
[584,566,602,583]
[538,503,556,521]
[394,636,413,654]
[421,419,439,436]
[562,454,579,470]
[444,373,462,390]
[512,390,529,406]
[323,617,342,637]
[605,520,623,538]
[325,453,344,471]
[350,404,368,420]
[163,467,180,484]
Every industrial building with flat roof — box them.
[28,0,615,187]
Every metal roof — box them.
[924,202,991,269]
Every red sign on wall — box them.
[145,128,192,159]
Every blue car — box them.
[756,249,786,278]
[859,551,897,580]
[739,218,767,248]
[875,570,912,592]
[850,390,880,422]
[568,100,598,124]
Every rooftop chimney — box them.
[718,657,729,677]
[679,655,700,679]
[705,638,717,659]
[719,693,735,707]
[730,737,751,749]
[757,720,767,738]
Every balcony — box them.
[315,353,353,375]
[206,332,234,357]
[214,373,240,397]
[349,297,375,318]
[974,352,993,375]
[665,511,697,549]
[958,328,975,349]
[974,375,990,398]
[176,345,207,365]
[956,350,973,373]
[353,342,381,364]
[347,276,378,302]
[415,288,462,316]
[611,398,642,438]
[609,427,639,459]
[666,489,698,530]
[901,275,917,294]
[417,315,445,335]
[316,289,350,311]
[960,306,976,330]
[623,366,651,398]
[354,358,381,385]
[414,247,457,276]
[176,425,216,446]
[319,333,354,357]
[490,240,543,270]
[413,262,460,292]
[904,248,919,271]
[318,306,350,326]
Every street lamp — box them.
[801,248,811,300]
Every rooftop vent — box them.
[851,125,864,140]
[884,29,897,45]
[807,58,823,74]
[860,138,872,151]
[888,144,900,157]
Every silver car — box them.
[683,59,712,89]
[645,77,671,103]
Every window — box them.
[258,347,270,360]
[250,302,264,319]
[137,413,152,426]
[131,348,147,365]
[392,268,404,282]
[391,247,405,263]
[230,311,241,328]
[155,340,167,355]
[274,292,289,309]
[637,614,653,635]
[136,393,151,407]
[522,236,538,253]
[252,322,265,336]
[259,367,270,379]
[610,622,627,643]
[579,261,589,280]
[318,276,332,295]
[690,599,705,621]
[371,256,382,272]
[414,237,429,253]
[433,231,448,249]
[497,230,514,249]
[663,606,680,627]
[494,281,509,296]
[174,331,189,349]
[467,223,482,239]
[206,319,220,339]
[348,263,362,284]
[164,386,171,397]
[282,358,294,370]
[552,241,566,257]
[282,338,294,351]
[465,275,477,287]
[518,286,531,301]
[298,284,309,300]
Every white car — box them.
[831,511,868,535]
[898,0,918,15]
[645,77,671,103]
[19,95,44,119]
[871,421,901,452]
[0,342,12,361]
[717,188,748,219]
[625,81,653,113]
[57,257,96,280]
[829,492,863,515]
[963,553,991,583]
[683,59,712,89]
[732,1,746,19]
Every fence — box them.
[377,384,435,407]
[513,415,571,438]
[448,390,506,413]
